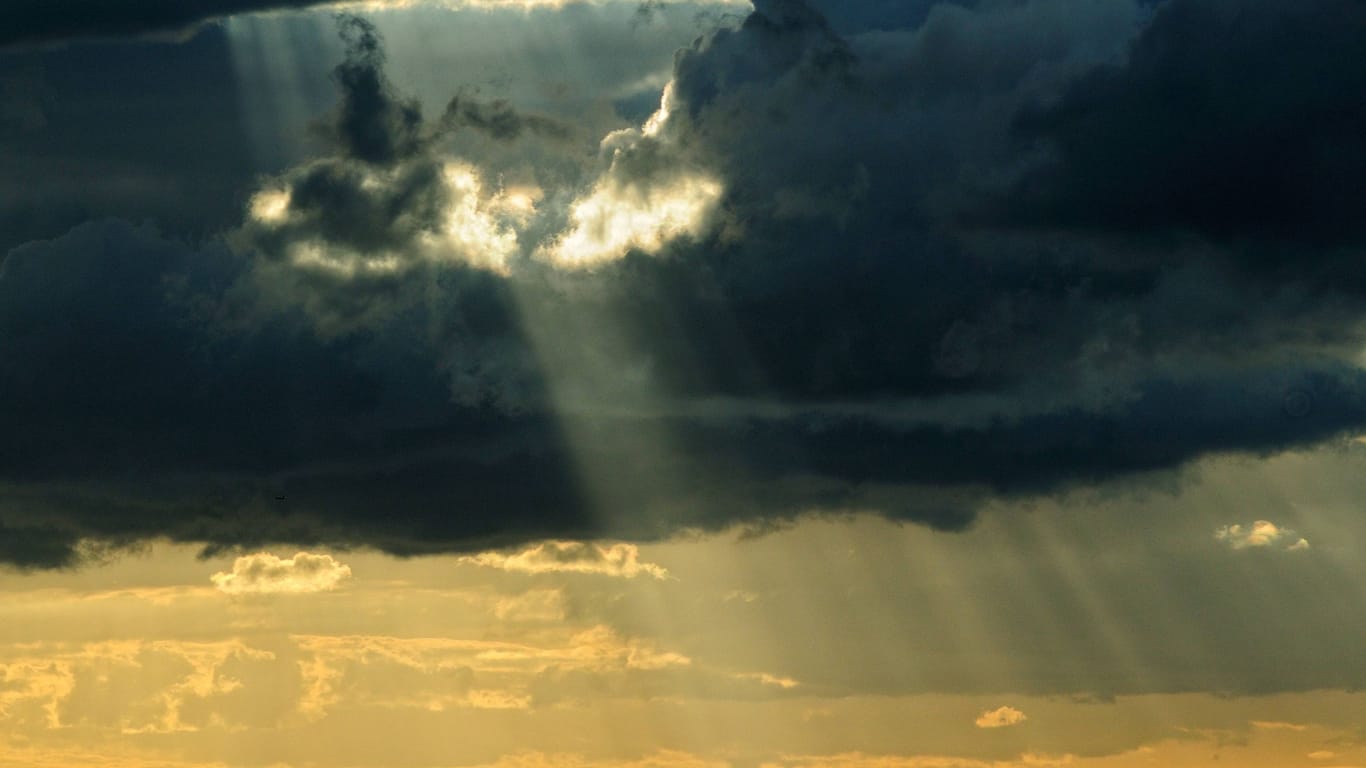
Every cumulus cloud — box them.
[974,705,1028,729]
[211,552,353,594]
[238,14,719,331]
[1214,522,1310,552]
[236,14,538,333]
[542,167,723,268]
[538,83,726,268]
[461,542,670,580]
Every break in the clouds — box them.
[211,551,353,593]
[2,0,1366,567]
[461,542,670,580]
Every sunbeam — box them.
[5,0,1366,766]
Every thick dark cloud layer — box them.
[0,26,258,254]
[0,0,339,48]
[0,218,567,567]
[999,0,1366,250]
[4,0,1366,569]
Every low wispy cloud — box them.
[975,705,1028,729]
[460,541,669,580]
[1251,720,1309,731]
[735,671,800,690]
[1214,521,1310,552]
[211,551,353,594]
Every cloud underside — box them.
[2,0,1366,566]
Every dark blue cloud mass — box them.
[1,0,1366,568]
[0,0,343,49]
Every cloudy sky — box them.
[2,0,1366,765]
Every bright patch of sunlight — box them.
[542,172,723,269]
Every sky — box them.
[1,0,1366,765]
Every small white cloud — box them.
[461,541,670,580]
[1214,521,1309,552]
[975,705,1028,729]
[211,551,352,595]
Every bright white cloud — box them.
[248,188,291,224]
[974,705,1028,729]
[210,552,353,595]
[1214,521,1310,552]
[461,541,670,580]
[248,161,524,277]
[540,81,724,268]
[542,171,723,268]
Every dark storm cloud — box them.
[6,0,1366,572]
[0,0,340,48]
[996,0,1366,250]
[440,92,573,142]
[576,0,1366,401]
[0,218,564,568]
[533,0,1366,507]
[0,26,258,254]
[327,14,424,165]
